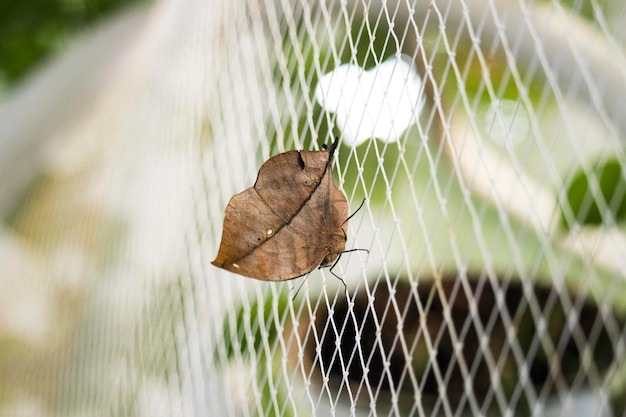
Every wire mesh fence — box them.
[1,0,626,416]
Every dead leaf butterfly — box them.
[212,139,364,290]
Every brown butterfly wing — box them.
[211,143,349,281]
[253,150,326,219]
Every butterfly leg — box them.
[328,255,348,297]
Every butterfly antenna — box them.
[342,197,366,226]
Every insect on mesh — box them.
[2,0,626,416]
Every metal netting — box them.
[1,0,626,416]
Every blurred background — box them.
[1,0,626,416]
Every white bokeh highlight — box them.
[484,99,530,146]
[315,55,424,146]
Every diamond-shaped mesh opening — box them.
[3,0,626,416]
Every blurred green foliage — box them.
[217,291,295,417]
[219,291,292,362]
[562,159,626,227]
[0,0,146,92]
[559,0,605,21]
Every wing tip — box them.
[326,137,340,163]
